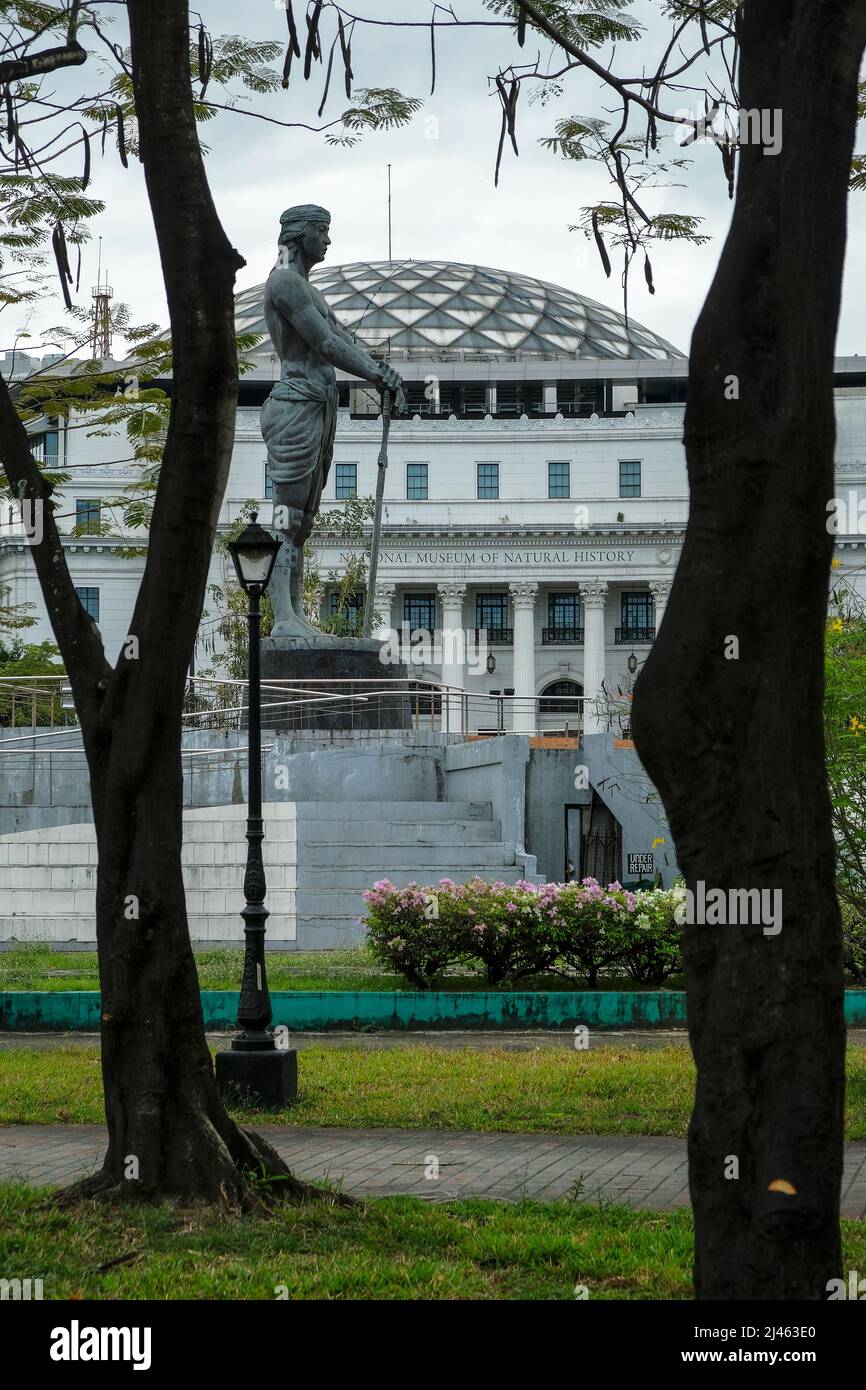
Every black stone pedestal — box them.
[215,1046,298,1108]
[259,637,412,732]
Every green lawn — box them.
[0,1184,697,1300]
[1,1186,864,1300]
[3,1044,866,1137]
[0,943,681,992]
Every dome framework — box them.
[234,259,684,362]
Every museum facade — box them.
[4,258,866,736]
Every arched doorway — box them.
[538,679,584,735]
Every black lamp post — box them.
[215,514,297,1107]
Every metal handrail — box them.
[0,672,590,742]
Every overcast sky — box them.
[10,0,866,360]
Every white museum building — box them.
[4,257,866,735]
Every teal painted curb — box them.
[2,989,866,1032]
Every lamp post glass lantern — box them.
[215,513,297,1107]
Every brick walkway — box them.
[2,1124,866,1213]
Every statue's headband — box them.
[278,205,331,243]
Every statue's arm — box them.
[330,315,407,413]
[271,272,387,383]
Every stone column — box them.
[580,580,608,736]
[510,582,538,734]
[373,583,397,642]
[437,582,466,731]
[650,579,672,635]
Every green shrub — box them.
[842,902,866,984]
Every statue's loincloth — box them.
[261,376,338,494]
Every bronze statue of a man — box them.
[261,204,406,639]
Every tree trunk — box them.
[632,0,866,1297]
[0,0,327,1209]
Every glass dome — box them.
[234,259,684,361]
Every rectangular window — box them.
[548,461,570,499]
[621,591,654,630]
[335,463,358,500]
[548,592,582,629]
[75,587,100,622]
[476,592,509,632]
[330,590,364,630]
[75,499,101,531]
[477,462,499,499]
[404,593,436,632]
[619,460,641,497]
[264,466,273,501]
[406,463,428,501]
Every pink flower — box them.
[506,902,518,913]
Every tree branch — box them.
[0,40,87,85]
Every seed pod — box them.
[4,85,13,141]
[304,0,323,80]
[200,32,214,99]
[198,23,207,80]
[15,133,32,171]
[81,124,90,189]
[591,209,612,278]
[720,141,736,199]
[506,79,519,156]
[116,104,128,168]
[518,9,527,47]
[52,222,73,309]
[101,109,108,155]
[75,243,81,293]
[430,17,436,96]
[699,11,710,56]
[286,1,301,58]
[282,43,294,89]
[318,36,336,117]
[644,252,655,295]
[337,15,352,98]
[494,76,508,186]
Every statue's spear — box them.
[362,387,392,638]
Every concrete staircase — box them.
[0,804,296,946]
[0,798,543,949]
[293,799,543,948]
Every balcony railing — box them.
[615,626,655,644]
[542,627,585,646]
[474,627,513,646]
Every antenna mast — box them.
[90,237,114,361]
[387,164,392,262]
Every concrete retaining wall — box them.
[2,988,865,1030]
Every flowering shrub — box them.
[619,885,685,985]
[362,879,468,989]
[363,876,686,989]
[545,879,639,987]
[450,877,556,985]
